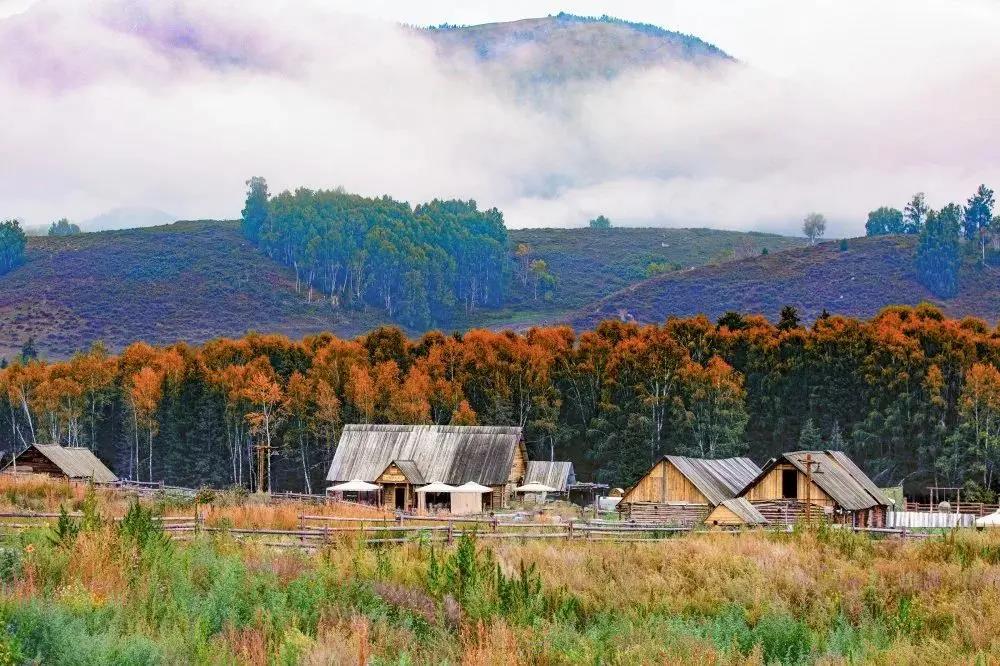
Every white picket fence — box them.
[887,510,976,529]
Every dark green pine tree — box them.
[915,204,961,297]
[798,418,822,450]
[778,306,801,331]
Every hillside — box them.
[501,227,804,316]
[0,221,801,359]
[0,221,389,360]
[568,235,1000,328]
[423,13,732,85]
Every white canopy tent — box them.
[326,479,382,505]
[414,481,457,514]
[976,511,1000,528]
[452,481,494,515]
[514,483,558,493]
[515,482,558,505]
[328,479,381,492]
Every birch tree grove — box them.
[0,307,998,496]
[242,181,509,329]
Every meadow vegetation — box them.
[0,478,1000,664]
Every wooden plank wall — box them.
[743,464,834,506]
[705,504,743,525]
[623,460,710,504]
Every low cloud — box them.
[1,0,998,236]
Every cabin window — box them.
[781,468,798,499]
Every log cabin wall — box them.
[5,449,67,479]
[623,460,711,504]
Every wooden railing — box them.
[0,510,961,546]
[904,501,1000,517]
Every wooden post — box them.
[805,454,812,528]
[567,521,574,541]
[446,521,454,545]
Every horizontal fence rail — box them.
[0,509,977,546]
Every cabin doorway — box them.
[394,487,406,510]
[781,468,797,499]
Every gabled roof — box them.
[327,424,523,486]
[742,450,891,511]
[715,498,768,525]
[6,445,117,483]
[525,461,574,491]
[665,455,762,506]
[387,460,425,485]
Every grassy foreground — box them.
[1,481,1000,663]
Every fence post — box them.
[567,521,574,541]
[446,521,454,545]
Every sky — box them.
[1,0,998,235]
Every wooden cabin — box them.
[621,455,762,524]
[1,444,118,483]
[705,498,768,527]
[524,461,575,492]
[326,424,527,512]
[737,450,891,527]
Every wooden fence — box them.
[904,501,1000,517]
[888,510,976,529]
[0,510,966,547]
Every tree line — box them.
[0,219,27,276]
[1,305,998,498]
[866,186,997,297]
[241,178,510,329]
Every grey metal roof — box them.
[390,460,425,485]
[665,455,762,506]
[524,461,574,491]
[327,424,523,486]
[31,445,118,483]
[718,498,768,525]
[827,451,893,506]
[783,451,890,511]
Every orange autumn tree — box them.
[242,358,284,493]
[953,363,1000,490]
[677,356,749,458]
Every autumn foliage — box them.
[0,304,998,495]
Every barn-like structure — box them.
[524,461,575,492]
[326,424,527,511]
[620,455,762,524]
[1,444,118,484]
[737,450,891,527]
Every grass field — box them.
[1,477,1000,664]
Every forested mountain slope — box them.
[569,235,1000,328]
[423,13,732,85]
[0,220,803,359]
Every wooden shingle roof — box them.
[6,445,117,483]
[742,450,891,511]
[665,455,762,506]
[326,424,524,486]
[524,461,574,491]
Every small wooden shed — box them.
[621,455,762,524]
[1,444,118,483]
[738,450,891,527]
[705,498,768,526]
[524,461,575,492]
